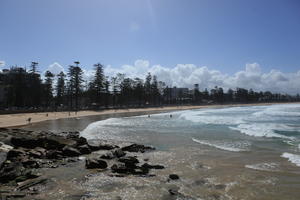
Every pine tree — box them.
[67,62,83,111]
[91,63,105,106]
[44,70,54,107]
[144,72,152,105]
[56,72,65,107]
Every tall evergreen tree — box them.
[90,63,105,106]
[44,70,54,107]
[56,72,65,107]
[151,75,159,105]
[67,62,83,111]
[144,72,152,104]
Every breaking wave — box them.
[281,153,300,167]
[192,138,250,152]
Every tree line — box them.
[0,61,299,112]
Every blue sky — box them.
[1,0,300,72]
[0,0,300,93]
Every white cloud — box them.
[39,59,300,95]
[0,61,5,67]
[129,21,140,32]
[47,62,64,75]
[104,60,300,95]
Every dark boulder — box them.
[21,159,40,168]
[38,135,76,150]
[75,137,88,146]
[169,174,180,180]
[85,158,108,169]
[0,162,23,183]
[7,148,27,160]
[10,136,39,149]
[113,149,126,158]
[62,146,81,157]
[28,148,45,159]
[121,144,155,153]
[88,140,118,151]
[100,152,115,160]
[111,163,129,174]
[0,151,7,170]
[141,163,165,169]
[168,188,179,195]
[77,145,91,154]
[46,150,63,159]
[118,156,139,168]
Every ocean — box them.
[80,103,300,199]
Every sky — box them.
[0,0,300,94]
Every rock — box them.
[113,149,126,158]
[21,159,40,168]
[85,158,107,169]
[16,178,47,191]
[141,163,164,169]
[0,142,13,152]
[100,152,115,160]
[215,184,226,190]
[169,174,179,180]
[77,145,91,154]
[10,136,39,149]
[168,188,179,195]
[39,135,76,150]
[28,149,44,159]
[194,179,207,186]
[0,151,7,170]
[62,146,81,157]
[75,137,88,146]
[46,150,63,159]
[111,163,129,174]
[118,156,139,168]
[88,140,118,151]
[1,191,26,198]
[121,144,155,153]
[132,167,149,175]
[168,188,197,200]
[0,162,39,183]
[66,131,80,139]
[7,149,26,160]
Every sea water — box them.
[80,104,300,199]
[81,104,300,166]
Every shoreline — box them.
[0,102,298,128]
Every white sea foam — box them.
[245,163,279,172]
[253,104,300,118]
[229,123,295,140]
[180,110,245,125]
[192,138,250,152]
[281,152,300,167]
[80,118,126,141]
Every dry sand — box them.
[0,102,297,128]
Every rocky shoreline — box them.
[0,128,189,200]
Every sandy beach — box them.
[0,102,296,128]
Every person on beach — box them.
[170,114,172,118]
[27,117,31,124]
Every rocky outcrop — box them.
[0,128,173,200]
[87,140,119,151]
[121,144,155,153]
[141,163,165,169]
[169,174,180,180]
[85,158,108,169]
